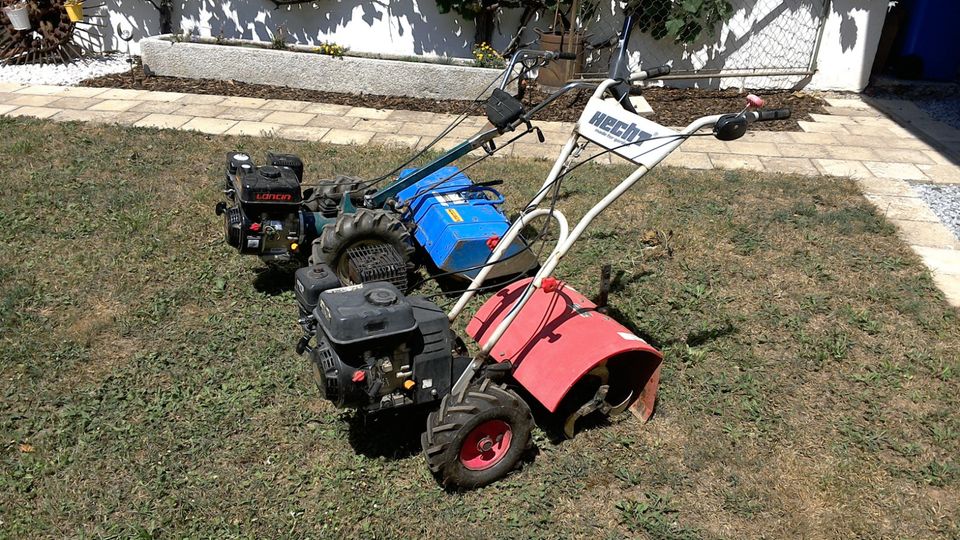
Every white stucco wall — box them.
[808,0,888,91]
[86,0,886,92]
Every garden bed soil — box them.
[82,64,826,131]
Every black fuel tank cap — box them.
[366,288,398,306]
[259,165,281,179]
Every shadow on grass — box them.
[346,406,432,460]
[252,264,298,296]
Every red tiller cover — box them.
[466,278,662,421]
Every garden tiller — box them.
[291,63,791,488]
[215,48,581,290]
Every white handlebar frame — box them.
[447,76,762,395]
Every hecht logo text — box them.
[587,111,650,144]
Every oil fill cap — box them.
[260,165,281,179]
[366,288,398,306]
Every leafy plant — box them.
[314,41,347,58]
[271,26,288,50]
[472,42,505,68]
[627,0,734,44]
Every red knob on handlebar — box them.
[746,94,765,108]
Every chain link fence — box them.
[576,0,832,89]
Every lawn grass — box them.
[0,116,958,538]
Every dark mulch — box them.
[82,64,825,131]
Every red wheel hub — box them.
[459,419,513,471]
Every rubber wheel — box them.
[422,379,533,489]
[315,208,415,283]
[303,175,367,211]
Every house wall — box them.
[92,0,886,92]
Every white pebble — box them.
[0,53,132,86]
[914,183,960,240]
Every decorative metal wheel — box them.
[0,0,104,65]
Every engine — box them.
[295,264,468,411]
[216,152,306,263]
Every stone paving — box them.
[0,82,957,306]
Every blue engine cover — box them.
[396,166,531,280]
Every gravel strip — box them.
[0,54,132,86]
[913,98,960,131]
[913,183,960,240]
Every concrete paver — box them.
[56,86,109,98]
[930,273,960,307]
[321,128,375,145]
[89,100,139,112]
[862,161,926,181]
[709,153,765,171]
[354,119,405,134]
[130,101,184,114]
[95,88,148,100]
[136,91,187,102]
[303,102,352,115]
[911,246,960,275]
[307,114,360,129]
[726,141,781,157]
[7,106,60,119]
[864,194,940,222]
[855,177,915,197]
[371,133,422,148]
[218,108,273,122]
[262,111,316,126]
[916,164,960,184]
[13,84,68,95]
[181,117,239,135]
[177,94,226,105]
[824,145,880,161]
[812,159,874,179]
[277,125,330,142]
[759,157,819,175]
[890,219,960,250]
[778,143,830,159]
[178,104,229,117]
[48,97,105,110]
[662,151,712,170]
[8,94,60,106]
[262,99,310,112]
[0,82,27,92]
[134,113,193,129]
[346,106,392,120]
[220,96,269,109]
[224,121,283,137]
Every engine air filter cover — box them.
[345,243,408,291]
[316,282,417,345]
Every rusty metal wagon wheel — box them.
[0,0,104,65]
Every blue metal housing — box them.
[396,166,531,280]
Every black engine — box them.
[216,152,306,262]
[295,264,468,411]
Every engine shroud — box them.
[219,153,306,262]
[297,277,466,411]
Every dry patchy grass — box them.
[0,117,958,538]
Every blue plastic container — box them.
[396,166,534,280]
[898,0,960,80]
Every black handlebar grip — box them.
[557,51,578,60]
[646,65,671,78]
[757,108,791,121]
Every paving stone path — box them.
[1,82,957,306]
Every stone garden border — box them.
[139,34,510,100]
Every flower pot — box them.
[537,31,584,87]
[64,0,83,22]
[3,3,31,30]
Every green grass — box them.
[1,117,958,538]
